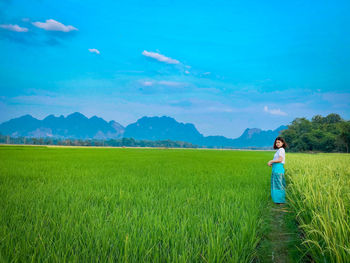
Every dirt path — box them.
[269,205,292,262]
[256,204,303,263]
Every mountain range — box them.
[0,112,287,148]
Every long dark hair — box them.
[273,137,288,149]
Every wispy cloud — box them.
[0,24,28,32]
[32,19,78,32]
[264,106,287,116]
[88,48,100,54]
[142,50,180,64]
[0,18,76,45]
[140,80,186,87]
[158,81,184,86]
[141,81,153,86]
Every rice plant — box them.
[286,153,350,262]
[0,146,272,262]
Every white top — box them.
[273,148,285,164]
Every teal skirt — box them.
[271,163,286,203]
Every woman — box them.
[267,137,287,204]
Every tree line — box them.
[280,113,350,153]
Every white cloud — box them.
[142,50,180,64]
[32,19,78,32]
[158,81,183,87]
[88,48,100,54]
[0,24,28,32]
[185,70,190,74]
[141,81,153,86]
[264,106,287,116]
[140,80,186,87]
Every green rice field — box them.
[287,154,350,262]
[0,146,349,262]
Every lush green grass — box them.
[286,153,350,262]
[3,146,348,262]
[0,146,272,262]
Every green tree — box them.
[281,114,348,152]
[323,113,342,124]
[311,114,324,125]
[338,121,350,153]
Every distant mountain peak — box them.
[124,115,203,143]
[0,113,287,148]
[67,112,87,119]
[139,115,176,123]
[43,114,56,120]
[275,125,288,132]
[19,114,35,119]
[241,128,262,139]
[0,112,124,139]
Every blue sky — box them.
[0,0,349,138]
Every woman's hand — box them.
[267,160,273,167]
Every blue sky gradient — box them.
[0,0,349,137]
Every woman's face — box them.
[276,140,283,148]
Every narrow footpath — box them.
[256,204,305,263]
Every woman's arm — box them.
[267,156,283,166]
